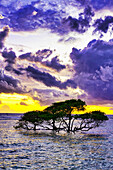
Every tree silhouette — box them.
[14,99,108,133]
[44,99,86,132]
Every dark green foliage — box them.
[72,110,108,132]
[20,111,43,123]
[77,111,108,120]
[14,99,108,133]
[47,99,86,113]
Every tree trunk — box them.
[67,113,71,132]
[33,124,36,131]
[52,119,57,130]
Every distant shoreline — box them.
[0,113,113,115]
[0,113,112,121]
[0,113,23,114]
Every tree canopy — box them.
[14,99,108,133]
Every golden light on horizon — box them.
[0,93,46,113]
[0,93,112,114]
[73,105,113,115]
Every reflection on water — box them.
[0,116,113,169]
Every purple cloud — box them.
[93,16,113,37]
[0,71,26,94]
[0,2,95,35]
[19,50,65,72]
[42,56,66,72]
[25,66,76,89]
[70,39,113,102]
[0,27,9,49]
[62,5,94,33]
[2,49,17,63]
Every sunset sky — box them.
[0,0,113,114]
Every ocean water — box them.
[0,114,113,170]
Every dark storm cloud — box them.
[2,49,17,63]
[70,39,113,101]
[13,69,23,75]
[19,52,33,61]
[93,16,113,36]
[2,4,62,32]
[5,64,13,71]
[9,5,38,31]
[74,72,113,101]
[0,2,95,34]
[42,56,66,72]
[19,50,65,72]
[0,71,25,94]
[70,40,113,74]
[0,73,19,87]
[25,66,76,89]
[62,5,94,33]
[0,26,9,49]
[2,49,21,75]
[19,49,52,62]
[35,49,53,60]
[25,66,60,87]
[5,65,23,75]
[1,0,113,37]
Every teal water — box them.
[0,114,113,169]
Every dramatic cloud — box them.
[62,5,94,33]
[93,16,113,36]
[32,88,70,105]
[0,0,113,109]
[19,49,52,62]
[2,49,18,73]
[0,26,9,49]
[35,49,52,60]
[19,52,33,61]
[0,0,113,37]
[2,49,17,63]
[0,71,26,94]
[19,50,65,72]
[41,56,66,72]
[1,4,62,32]
[5,65,13,72]
[70,39,113,102]
[9,5,38,31]
[0,2,95,35]
[25,66,76,89]
[13,68,23,75]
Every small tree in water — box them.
[14,99,108,133]
[44,99,86,132]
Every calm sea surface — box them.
[0,114,113,170]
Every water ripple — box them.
[0,118,113,169]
